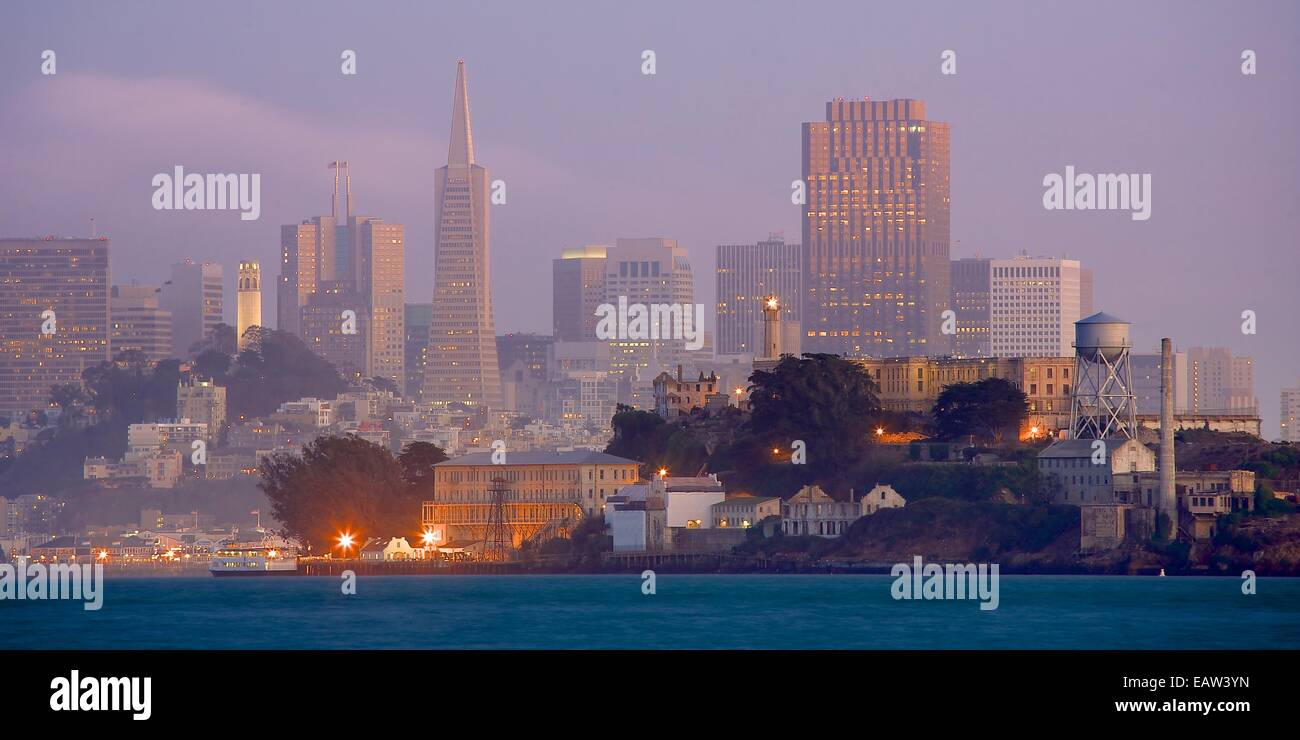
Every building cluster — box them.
[0,67,1289,564]
[23,507,291,565]
[410,449,906,558]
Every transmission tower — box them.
[482,476,513,562]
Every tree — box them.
[258,435,416,553]
[398,441,448,496]
[189,322,237,358]
[743,353,882,491]
[931,377,1029,444]
[605,408,708,478]
[223,328,348,419]
[49,383,88,426]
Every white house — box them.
[359,536,421,561]
[861,484,906,515]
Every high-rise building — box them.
[715,234,801,356]
[280,166,403,386]
[950,257,991,357]
[1281,382,1300,443]
[278,162,351,337]
[801,98,950,357]
[356,218,404,387]
[236,260,262,349]
[300,281,367,379]
[110,284,172,362]
[989,256,1090,358]
[0,237,111,418]
[422,61,503,410]
[552,245,609,342]
[1187,347,1257,414]
[1131,349,1189,415]
[404,303,432,398]
[160,260,223,358]
[603,237,696,387]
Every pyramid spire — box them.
[447,59,475,166]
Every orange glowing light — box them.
[875,427,885,436]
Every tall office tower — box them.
[0,237,111,417]
[1079,267,1095,316]
[403,303,432,398]
[160,260,223,357]
[110,284,172,362]
[1131,348,1189,415]
[300,281,367,379]
[1281,382,1300,443]
[422,61,503,410]
[715,234,801,356]
[989,255,1089,358]
[277,162,352,336]
[801,98,950,357]
[236,260,262,349]
[552,245,609,342]
[1187,347,1257,413]
[356,218,404,386]
[603,237,697,384]
[950,257,991,357]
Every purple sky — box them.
[3,1,1298,436]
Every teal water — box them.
[2,574,1297,649]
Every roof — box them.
[1077,311,1128,325]
[714,496,778,506]
[1037,438,1146,457]
[434,450,639,467]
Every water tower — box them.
[1069,311,1136,439]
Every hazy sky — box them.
[3,1,1298,435]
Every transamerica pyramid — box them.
[421,60,503,409]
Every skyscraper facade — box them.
[1281,382,1300,443]
[1187,347,1257,413]
[989,256,1090,358]
[403,302,432,398]
[356,218,404,387]
[602,237,696,385]
[0,237,111,417]
[237,260,262,349]
[552,245,609,342]
[715,234,801,356]
[801,98,950,357]
[950,257,991,357]
[110,284,172,362]
[422,61,502,409]
[279,167,403,388]
[160,260,223,358]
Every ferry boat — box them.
[209,547,298,576]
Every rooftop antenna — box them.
[90,217,96,239]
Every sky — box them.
[2,0,1298,436]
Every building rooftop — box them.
[433,450,639,467]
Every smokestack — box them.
[1159,337,1177,532]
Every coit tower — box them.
[237,260,261,349]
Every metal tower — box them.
[1069,311,1137,439]
[481,476,513,562]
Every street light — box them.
[657,467,668,479]
[336,531,356,559]
[875,427,885,436]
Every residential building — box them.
[781,484,860,537]
[176,377,227,439]
[110,284,172,362]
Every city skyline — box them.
[1,1,1297,434]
